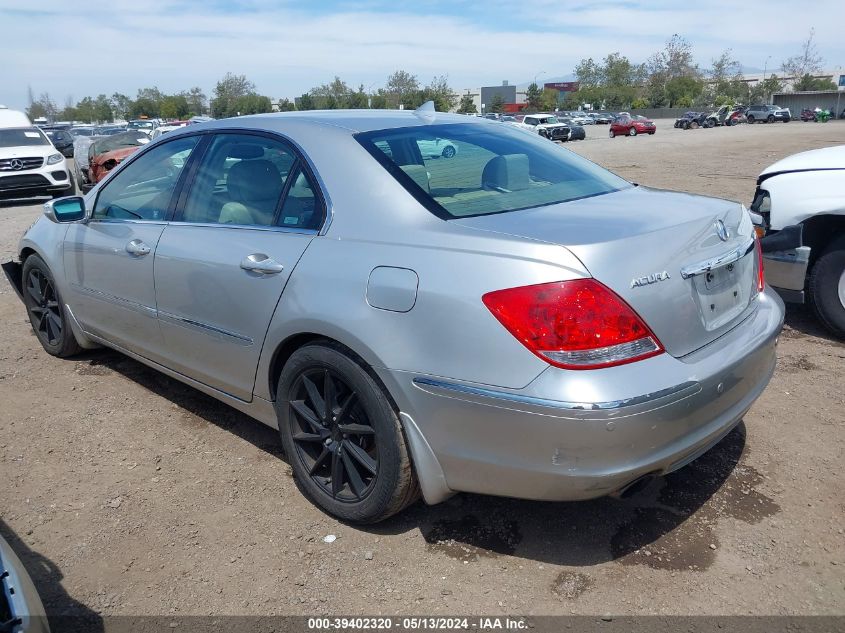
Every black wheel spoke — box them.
[290,399,324,433]
[323,369,336,418]
[309,447,331,475]
[47,311,62,335]
[337,422,375,436]
[292,431,322,443]
[302,375,326,420]
[331,447,343,497]
[341,446,366,499]
[26,280,41,304]
[345,441,377,476]
[335,391,357,424]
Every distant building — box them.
[544,82,580,104]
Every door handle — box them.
[240,253,284,275]
[126,239,151,256]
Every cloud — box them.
[1,0,842,109]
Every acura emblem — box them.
[10,159,23,171]
[715,219,729,242]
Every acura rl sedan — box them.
[2,107,783,523]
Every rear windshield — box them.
[0,128,50,148]
[356,122,630,219]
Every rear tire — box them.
[276,343,419,523]
[628,127,637,136]
[609,129,615,138]
[767,115,775,123]
[747,115,755,124]
[21,254,82,358]
[441,145,456,159]
[808,239,845,339]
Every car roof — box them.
[191,110,494,136]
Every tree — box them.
[370,91,388,109]
[111,92,132,120]
[665,76,704,107]
[297,93,316,111]
[26,92,57,121]
[385,70,419,108]
[793,74,836,92]
[525,82,542,112]
[750,74,784,104]
[277,98,296,111]
[74,97,97,123]
[782,28,824,80]
[539,89,559,112]
[310,76,351,109]
[490,93,505,113]
[211,73,256,118]
[160,95,190,120]
[457,93,477,114]
[423,75,456,112]
[130,97,160,118]
[94,94,114,122]
[181,87,207,116]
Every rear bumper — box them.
[385,289,783,503]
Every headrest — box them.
[227,159,283,203]
[228,144,265,159]
[482,154,529,192]
[399,164,430,193]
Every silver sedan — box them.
[2,108,784,523]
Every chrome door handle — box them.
[126,239,151,256]
[240,253,284,275]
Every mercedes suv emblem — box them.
[10,158,24,171]
[715,219,729,242]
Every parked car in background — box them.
[750,145,845,337]
[85,131,149,189]
[0,532,50,633]
[517,114,570,141]
[726,106,747,126]
[0,122,73,200]
[2,109,783,523]
[94,126,128,136]
[417,137,458,158]
[150,124,188,140]
[610,114,656,137]
[746,104,791,123]
[43,128,75,157]
[127,119,158,136]
[588,112,613,124]
[675,111,707,129]
[69,126,97,138]
[556,117,585,140]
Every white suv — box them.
[0,125,73,200]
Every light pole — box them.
[366,82,378,109]
[534,71,546,87]
[762,56,772,103]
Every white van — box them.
[0,106,73,200]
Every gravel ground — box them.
[1,119,844,626]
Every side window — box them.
[180,133,296,227]
[277,169,321,230]
[92,136,199,221]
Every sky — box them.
[2,0,843,110]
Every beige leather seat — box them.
[219,159,284,226]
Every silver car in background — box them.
[2,109,783,523]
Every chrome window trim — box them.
[413,377,700,412]
[164,221,319,235]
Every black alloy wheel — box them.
[21,254,81,357]
[289,367,378,502]
[276,343,419,523]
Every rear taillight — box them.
[754,234,765,292]
[482,279,664,370]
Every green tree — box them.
[539,89,559,112]
[110,92,132,120]
[26,92,57,121]
[782,28,824,81]
[370,91,388,109]
[297,93,316,111]
[423,75,456,111]
[750,74,784,104]
[665,76,704,107]
[94,94,114,122]
[490,93,505,113]
[457,93,477,114]
[160,95,190,120]
[525,82,542,112]
[277,98,296,111]
[310,76,351,109]
[347,85,369,109]
[211,73,256,118]
[130,97,160,118]
[385,70,419,108]
[793,74,836,91]
[75,97,97,123]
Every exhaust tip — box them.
[611,473,658,499]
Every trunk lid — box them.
[454,186,758,357]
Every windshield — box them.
[356,122,630,219]
[128,121,153,129]
[0,128,51,148]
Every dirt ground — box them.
[1,120,844,626]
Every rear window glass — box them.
[356,123,630,219]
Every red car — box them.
[609,114,656,137]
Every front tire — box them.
[441,145,456,159]
[747,115,755,124]
[609,129,616,138]
[276,343,419,523]
[21,254,82,358]
[808,239,845,338]
[767,115,775,123]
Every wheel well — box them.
[19,247,37,263]
[802,214,845,268]
[266,334,399,413]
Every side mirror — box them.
[44,196,87,223]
